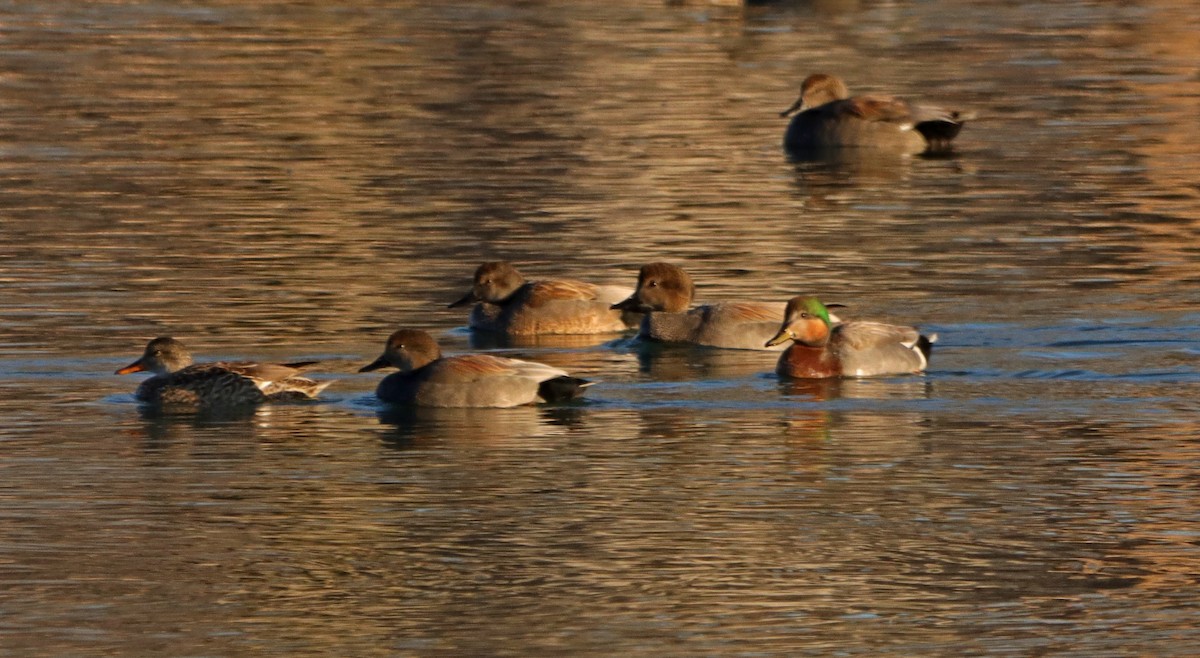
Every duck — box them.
[359,328,593,407]
[765,296,935,378]
[611,262,820,351]
[448,261,638,335]
[780,73,971,155]
[115,336,334,407]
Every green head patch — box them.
[800,297,831,326]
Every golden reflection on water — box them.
[629,344,781,381]
[374,404,589,447]
[2,0,1200,655]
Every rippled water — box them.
[2,0,1199,655]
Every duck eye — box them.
[800,312,810,319]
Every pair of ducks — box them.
[115,329,590,411]
[116,261,934,410]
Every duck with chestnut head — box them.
[613,263,832,351]
[780,73,972,156]
[359,328,592,407]
[448,261,637,335]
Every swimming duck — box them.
[780,73,971,155]
[611,262,808,351]
[359,329,593,407]
[115,336,334,406]
[765,296,934,378]
[448,261,637,335]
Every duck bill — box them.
[764,329,791,348]
[358,355,390,373]
[610,295,645,312]
[779,96,805,118]
[447,290,479,309]
[115,358,146,375]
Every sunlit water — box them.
[1,0,1199,655]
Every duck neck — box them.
[159,356,192,375]
[796,333,830,349]
[642,310,701,342]
[495,280,529,306]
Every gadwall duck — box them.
[780,73,971,155]
[359,329,593,407]
[448,261,637,335]
[611,262,817,351]
[764,296,935,378]
[116,336,334,406]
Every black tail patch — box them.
[915,118,964,153]
[916,335,935,362]
[538,376,593,403]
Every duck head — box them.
[448,261,527,308]
[765,296,833,347]
[116,336,193,376]
[779,73,851,117]
[359,329,442,373]
[611,262,695,313]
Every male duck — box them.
[611,262,817,351]
[765,296,935,378]
[359,329,593,407]
[781,73,971,155]
[116,336,333,406]
[449,261,637,335]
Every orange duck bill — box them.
[115,358,147,375]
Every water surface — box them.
[2,0,1199,655]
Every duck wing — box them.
[429,354,568,383]
[838,95,916,126]
[524,279,603,305]
[221,361,332,399]
[836,321,922,349]
[706,301,783,323]
[833,322,930,376]
[412,355,574,407]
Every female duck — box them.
[449,261,637,335]
[359,329,593,407]
[116,336,333,407]
[765,296,934,378]
[780,73,971,155]
[612,262,804,351]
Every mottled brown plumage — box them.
[116,337,333,407]
[523,279,606,306]
[708,302,782,323]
